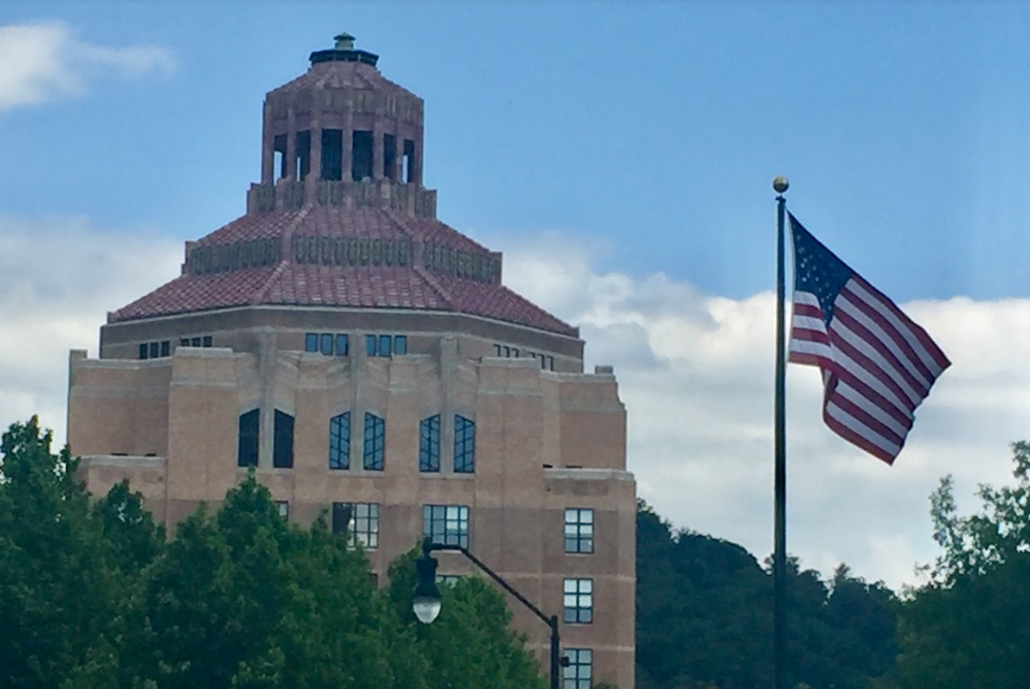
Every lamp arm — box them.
[423,540,557,632]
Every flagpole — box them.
[773,175,790,689]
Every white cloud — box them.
[0,216,182,446]
[0,21,174,113]
[1,214,1025,591]
[494,233,1029,590]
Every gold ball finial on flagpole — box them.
[772,176,790,194]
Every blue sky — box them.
[3,2,1030,588]
[3,2,1028,300]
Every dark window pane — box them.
[149,342,160,358]
[329,412,351,470]
[419,415,440,472]
[378,334,392,357]
[365,334,376,356]
[335,334,349,356]
[180,338,190,347]
[305,333,319,352]
[454,415,475,473]
[564,508,595,554]
[138,344,148,360]
[191,337,201,347]
[422,504,469,547]
[363,413,385,470]
[320,333,333,355]
[331,502,352,535]
[202,336,212,347]
[394,335,407,355]
[237,409,259,467]
[273,410,294,468]
[160,341,170,357]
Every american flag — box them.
[787,213,950,464]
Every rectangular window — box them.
[138,343,148,360]
[494,344,502,356]
[436,574,462,586]
[563,649,592,689]
[305,333,319,352]
[563,578,593,624]
[365,333,377,356]
[273,410,294,469]
[331,502,379,549]
[352,130,373,181]
[383,133,396,179]
[453,415,475,473]
[423,504,469,547]
[335,333,349,356]
[378,334,392,357]
[276,501,289,518]
[191,337,202,347]
[202,336,213,347]
[321,128,343,181]
[329,412,351,470]
[238,409,259,468]
[149,342,160,358]
[331,502,351,535]
[160,340,170,357]
[394,335,407,355]
[180,338,190,347]
[320,333,333,355]
[419,415,441,472]
[363,413,385,470]
[564,508,594,554]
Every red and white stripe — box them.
[789,275,950,464]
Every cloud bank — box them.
[0,21,174,113]
[1,217,1025,590]
[492,231,1029,590]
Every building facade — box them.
[67,34,636,689]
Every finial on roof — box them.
[334,32,355,50]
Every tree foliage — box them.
[896,441,1030,689]
[0,417,544,689]
[635,500,898,689]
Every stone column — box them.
[285,106,296,180]
[261,100,274,184]
[372,120,385,181]
[342,107,354,182]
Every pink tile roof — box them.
[109,207,577,337]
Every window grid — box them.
[305,332,348,356]
[364,333,407,357]
[563,649,592,689]
[331,502,380,549]
[275,501,289,518]
[329,412,351,470]
[564,508,594,554]
[419,415,441,472]
[423,504,469,547]
[363,413,385,470]
[563,578,593,624]
[453,415,475,473]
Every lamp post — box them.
[412,538,567,689]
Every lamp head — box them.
[413,551,442,624]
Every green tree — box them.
[0,417,139,688]
[384,550,548,689]
[635,499,899,689]
[896,441,1030,689]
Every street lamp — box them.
[413,537,568,689]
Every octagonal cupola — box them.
[247,33,435,217]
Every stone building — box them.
[66,33,636,689]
